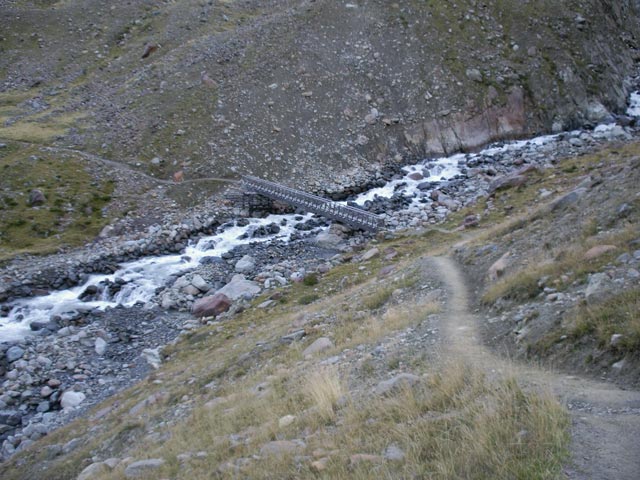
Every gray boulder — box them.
[585,272,614,305]
[302,337,334,357]
[190,274,210,292]
[375,373,421,396]
[235,255,256,274]
[5,346,25,363]
[28,189,46,206]
[124,459,165,478]
[77,461,111,480]
[215,274,261,300]
[60,391,86,409]
[315,231,344,249]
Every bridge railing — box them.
[240,175,385,232]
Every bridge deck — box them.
[240,175,384,232]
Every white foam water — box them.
[1,213,313,341]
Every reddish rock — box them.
[141,43,159,59]
[191,293,232,318]
[462,214,479,228]
[583,245,617,261]
[403,87,526,156]
[488,252,510,281]
[408,172,423,181]
[173,170,184,182]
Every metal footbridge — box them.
[240,175,385,232]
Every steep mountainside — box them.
[2,0,640,200]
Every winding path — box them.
[428,256,640,480]
[4,140,239,186]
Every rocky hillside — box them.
[2,0,640,205]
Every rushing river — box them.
[1,91,639,341]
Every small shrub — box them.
[302,273,318,286]
[305,367,343,422]
[298,294,319,305]
[363,286,394,310]
[570,287,640,353]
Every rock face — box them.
[191,293,232,318]
[404,87,527,156]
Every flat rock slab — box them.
[124,459,165,478]
[375,373,421,396]
[303,337,334,357]
[260,439,306,457]
[215,274,261,300]
[583,245,617,260]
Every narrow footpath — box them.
[428,256,640,480]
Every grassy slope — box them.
[0,141,114,261]
[1,213,571,479]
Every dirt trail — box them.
[4,140,239,186]
[428,256,640,480]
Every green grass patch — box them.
[0,143,115,261]
[298,293,319,305]
[482,226,637,306]
[570,288,640,354]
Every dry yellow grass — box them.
[305,366,344,422]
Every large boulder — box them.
[315,231,345,249]
[191,293,232,318]
[215,274,261,300]
[5,346,25,363]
